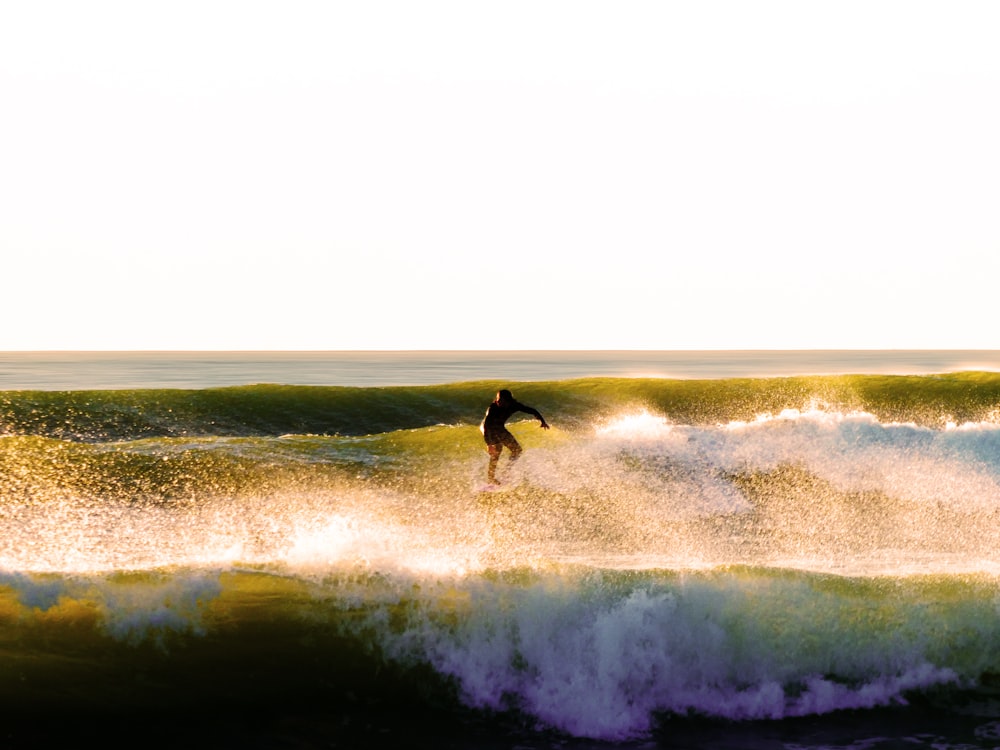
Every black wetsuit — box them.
[481,399,544,449]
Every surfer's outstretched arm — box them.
[513,401,549,429]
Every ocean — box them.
[3,351,1000,748]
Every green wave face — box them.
[3,373,1000,442]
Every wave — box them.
[2,565,999,741]
[3,373,1000,442]
[4,373,1000,743]
[3,389,1000,575]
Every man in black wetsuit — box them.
[480,389,549,484]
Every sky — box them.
[1,1,998,351]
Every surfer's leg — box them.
[501,432,523,464]
[486,443,502,483]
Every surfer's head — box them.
[496,389,514,404]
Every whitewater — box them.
[3,354,1000,748]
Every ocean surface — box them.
[3,351,1000,748]
[4,349,1000,389]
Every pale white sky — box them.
[2,1,998,350]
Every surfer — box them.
[481,389,549,484]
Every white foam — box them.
[0,570,222,648]
[364,571,974,740]
[589,407,1000,514]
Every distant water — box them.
[1,349,999,389]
